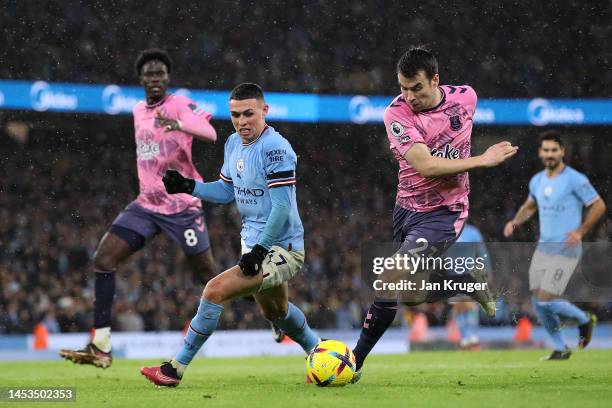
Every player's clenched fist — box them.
[480,141,519,167]
[156,109,181,132]
[239,244,269,276]
[162,169,195,194]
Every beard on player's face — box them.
[539,142,564,170]
[540,152,563,170]
[543,156,563,169]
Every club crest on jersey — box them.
[443,103,466,132]
[449,115,462,131]
[237,158,245,172]
[544,186,553,197]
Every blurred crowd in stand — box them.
[1,122,610,334]
[2,1,610,97]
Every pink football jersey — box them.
[133,94,213,214]
[384,85,477,217]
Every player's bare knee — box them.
[93,251,118,272]
[203,278,226,304]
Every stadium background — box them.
[1,1,610,344]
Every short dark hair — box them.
[397,46,439,80]
[539,129,564,148]
[134,48,173,76]
[230,83,265,101]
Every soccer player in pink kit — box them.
[59,49,217,368]
[351,47,518,382]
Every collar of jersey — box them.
[545,163,567,179]
[145,94,170,109]
[419,87,446,113]
[242,125,269,146]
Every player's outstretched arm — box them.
[404,141,518,178]
[504,198,537,238]
[162,170,234,204]
[192,179,234,204]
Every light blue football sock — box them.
[175,298,223,365]
[454,311,470,340]
[546,300,589,325]
[466,308,480,340]
[271,302,319,353]
[532,298,566,351]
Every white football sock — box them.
[170,358,186,377]
[92,327,111,353]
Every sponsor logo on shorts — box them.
[195,215,205,232]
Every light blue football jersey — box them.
[444,223,492,272]
[219,125,304,251]
[529,165,599,244]
[457,224,484,244]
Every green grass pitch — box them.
[2,350,612,407]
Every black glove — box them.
[239,244,269,276]
[162,169,195,194]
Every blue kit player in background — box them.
[504,130,606,360]
[140,83,320,387]
[444,222,492,350]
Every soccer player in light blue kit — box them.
[504,130,605,360]
[141,83,319,386]
[445,222,492,350]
